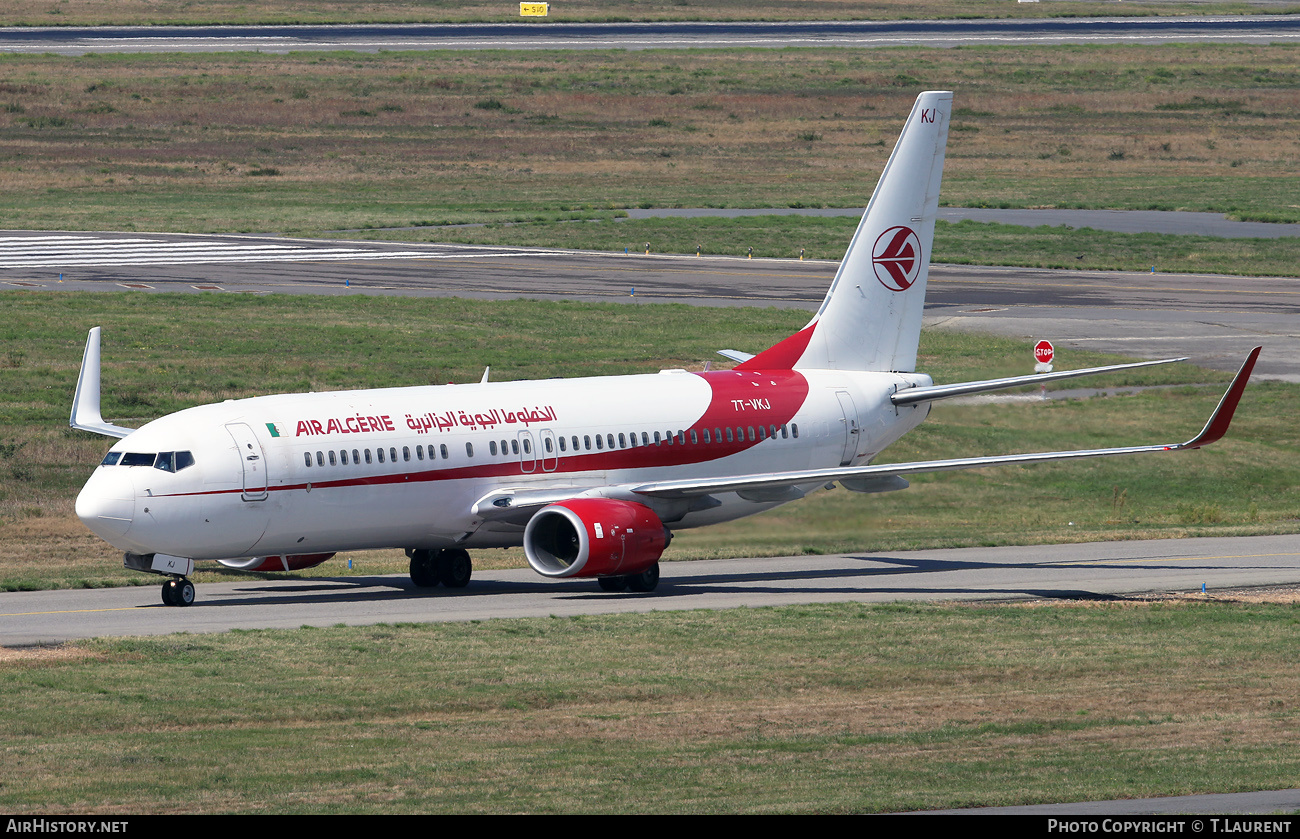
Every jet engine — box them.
[218,553,336,572]
[524,498,668,579]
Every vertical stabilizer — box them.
[737,91,951,374]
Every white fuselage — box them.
[76,366,931,562]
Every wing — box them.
[634,347,1259,500]
[468,348,1258,521]
[890,356,1187,406]
[70,327,136,439]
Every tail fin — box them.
[737,91,951,373]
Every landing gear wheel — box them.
[161,577,195,607]
[409,549,439,588]
[625,563,660,593]
[437,549,473,588]
[597,576,628,592]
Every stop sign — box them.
[1034,340,1055,365]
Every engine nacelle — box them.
[524,498,668,579]
[218,552,336,572]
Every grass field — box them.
[356,215,1300,276]
[1,291,1294,594]
[1,0,1275,26]
[2,43,1300,278]
[1,598,1297,813]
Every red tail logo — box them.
[872,226,922,291]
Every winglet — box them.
[1176,346,1260,450]
[70,327,134,439]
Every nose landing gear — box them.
[161,576,195,607]
[124,553,198,607]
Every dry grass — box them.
[0,0,1260,26]
[2,45,1300,234]
[0,599,1296,813]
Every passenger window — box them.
[511,439,519,455]
[402,446,410,462]
[377,448,385,464]
[618,433,626,449]
[606,434,614,450]
[466,442,474,457]
[304,452,312,467]
[595,435,603,450]
[341,450,349,465]
[791,424,799,438]
[544,437,553,453]
[490,441,498,456]
[353,449,361,464]
[641,432,650,447]
[365,449,373,464]
[653,431,662,446]
[725,427,734,443]
[524,438,532,455]
[584,435,592,450]
[440,444,449,459]
[559,436,567,452]
[416,446,423,461]
[316,451,324,467]
[328,451,337,466]
[389,447,397,463]
[690,429,698,444]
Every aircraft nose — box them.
[75,468,135,542]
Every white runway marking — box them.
[0,235,546,268]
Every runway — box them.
[3,534,1297,645]
[4,229,1298,381]
[4,16,1300,55]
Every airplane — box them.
[70,90,1260,607]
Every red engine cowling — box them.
[524,499,668,579]
[218,553,336,572]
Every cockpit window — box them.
[109,451,195,470]
[152,451,195,472]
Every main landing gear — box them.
[409,548,473,589]
[161,576,195,607]
[596,562,660,593]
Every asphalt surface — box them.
[4,15,1300,54]
[4,534,1298,645]
[5,226,1297,381]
